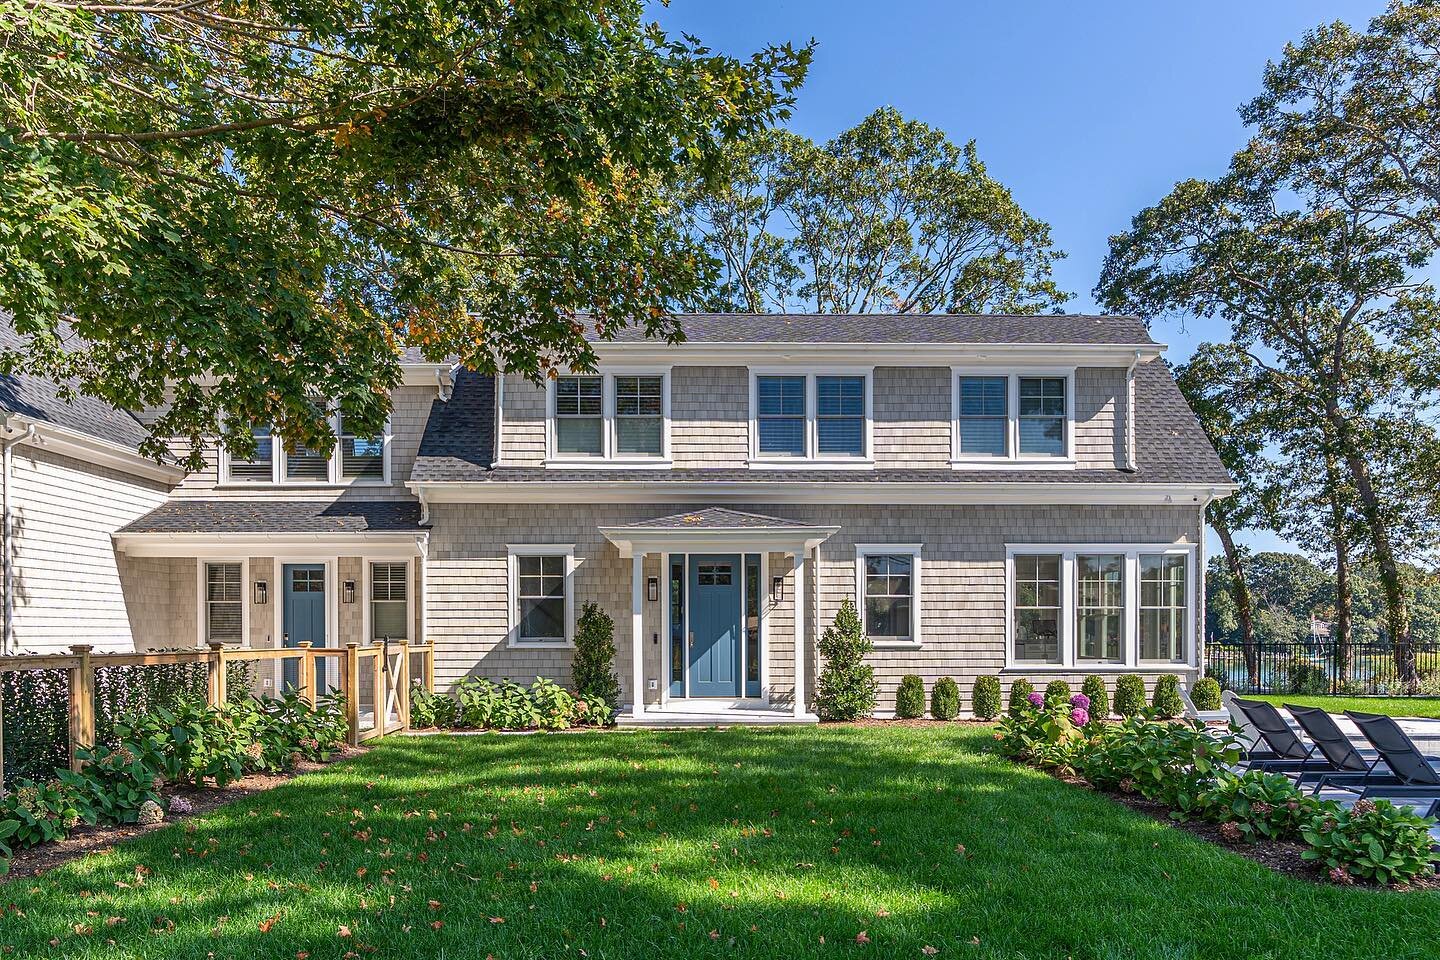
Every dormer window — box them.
[748,369,874,467]
[220,414,391,485]
[545,370,671,466]
[951,369,1074,467]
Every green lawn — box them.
[1252,694,1440,719]
[3,727,1437,960]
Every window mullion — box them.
[806,374,817,459]
[1061,553,1075,669]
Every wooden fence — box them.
[0,640,434,781]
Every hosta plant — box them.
[1301,798,1438,886]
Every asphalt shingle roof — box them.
[119,500,425,535]
[603,313,1157,345]
[619,507,823,529]
[409,357,1230,486]
[0,316,150,451]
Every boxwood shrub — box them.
[1113,674,1146,717]
[930,677,960,720]
[1080,675,1110,720]
[1152,674,1185,719]
[1007,678,1035,717]
[1043,679,1072,707]
[972,676,1002,720]
[895,675,926,719]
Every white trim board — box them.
[506,543,577,648]
[854,543,923,650]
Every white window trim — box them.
[951,367,1076,470]
[854,543,923,649]
[1003,543,1196,672]
[506,543,577,647]
[544,368,672,468]
[748,366,875,469]
[362,558,413,643]
[218,413,392,487]
[196,558,250,648]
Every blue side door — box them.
[688,554,741,697]
[282,564,326,692]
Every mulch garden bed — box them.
[2,746,364,882]
[1054,772,1440,892]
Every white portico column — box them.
[793,547,807,718]
[632,552,645,719]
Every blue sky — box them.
[654,0,1388,555]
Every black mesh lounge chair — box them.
[1282,703,1375,786]
[1230,698,1333,773]
[1306,711,1440,818]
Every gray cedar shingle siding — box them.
[413,359,1228,485]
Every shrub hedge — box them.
[1080,675,1110,720]
[931,677,961,720]
[1007,678,1034,717]
[972,677,1002,720]
[1113,674,1146,717]
[895,675,926,719]
[407,676,613,731]
[1151,674,1185,719]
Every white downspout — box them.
[2,420,38,655]
[1123,350,1140,471]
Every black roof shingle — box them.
[119,500,425,535]
[603,313,1157,345]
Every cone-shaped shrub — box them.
[1007,678,1035,717]
[931,677,960,720]
[973,676,1002,720]
[1191,677,1222,711]
[1081,675,1110,720]
[1044,679,1072,707]
[1152,674,1185,718]
[572,603,621,712]
[895,675,926,719]
[1114,674,1146,717]
[815,599,877,720]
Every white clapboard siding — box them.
[9,445,171,652]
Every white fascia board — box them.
[588,341,1166,367]
[411,480,1237,507]
[598,524,839,558]
[3,416,185,485]
[399,363,455,387]
[114,530,428,558]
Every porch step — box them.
[618,706,819,728]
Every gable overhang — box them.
[412,480,1237,507]
[584,341,1166,367]
[599,522,838,558]
[2,414,185,485]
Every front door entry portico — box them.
[687,554,741,697]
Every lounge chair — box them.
[1305,711,1440,818]
[1281,703,1375,786]
[1229,698,1334,774]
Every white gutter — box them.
[1123,349,1140,472]
[2,420,38,655]
[1,415,184,485]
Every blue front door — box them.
[688,554,741,697]
[282,564,326,692]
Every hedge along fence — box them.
[0,639,436,787]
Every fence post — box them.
[425,644,435,694]
[396,640,410,731]
[372,639,386,734]
[343,642,360,745]
[297,641,315,705]
[206,641,226,707]
[68,644,94,772]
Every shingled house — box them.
[3,314,1233,720]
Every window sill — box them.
[871,640,922,651]
[544,458,672,471]
[507,640,575,650]
[949,458,1076,471]
[1001,664,1198,674]
[216,480,390,489]
[747,457,875,471]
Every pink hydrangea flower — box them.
[1329,866,1353,885]
[1027,692,1045,708]
[1218,822,1243,842]
[1070,693,1091,711]
[1070,707,1090,727]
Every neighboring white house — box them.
[4,313,1235,720]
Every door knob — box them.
[688,632,695,648]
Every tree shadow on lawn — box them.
[4,726,1439,960]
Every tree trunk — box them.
[1214,518,1258,689]
[1324,450,1353,687]
[1322,400,1415,685]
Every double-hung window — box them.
[952,372,1072,464]
[370,562,408,640]
[753,371,872,462]
[1018,377,1067,456]
[228,427,274,482]
[509,546,574,645]
[1008,546,1193,668]
[756,375,806,457]
[340,414,385,480]
[554,375,604,456]
[220,412,390,485]
[855,545,922,647]
[1140,554,1187,662]
[614,375,664,456]
[204,562,243,644]
[957,376,1008,456]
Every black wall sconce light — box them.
[647,576,659,602]
[771,576,784,603]
[253,580,268,605]
[343,580,356,604]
